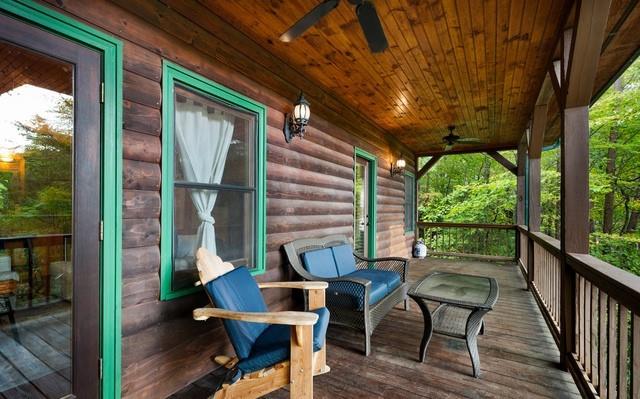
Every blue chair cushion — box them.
[331,244,357,276]
[300,248,338,278]
[329,269,402,310]
[237,307,330,373]
[204,266,268,360]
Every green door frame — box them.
[354,147,377,258]
[0,1,123,397]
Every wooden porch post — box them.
[528,100,548,287]
[558,0,611,370]
[516,137,527,263]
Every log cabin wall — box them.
[38,0,415,397]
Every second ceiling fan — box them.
[442,125,485,151]
[279,0,389,54]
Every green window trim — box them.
[0,1,124,397]
[354,147,377,258]
[160,60,266,301]
[404,171,416,234]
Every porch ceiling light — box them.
[390,158,406,177]
[283,92,310,143]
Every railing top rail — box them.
[527,231,562,257]
[417,222,517,229]
[568,253,640,316]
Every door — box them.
[354,156,369,256]
[354,151,376,258]
[0,13,102,398]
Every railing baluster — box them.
[619,305,629,399]
[585,280,592,376]
[609,297,618,399]
[633,315,640,398]
[599,291,608,398]
[591,285,598,387]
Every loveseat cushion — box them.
[328,269,402,310]
[237,307,330,373]
[331,244,357,276]
[301,248,338,278]
[204,266,268,359]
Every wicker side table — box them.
[408,271,499,378]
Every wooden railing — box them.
[518,227,640,398]
[418,222,516,261]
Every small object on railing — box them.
[413,239,427,259]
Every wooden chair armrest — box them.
[257,281,328,290]
[193,307,319,326]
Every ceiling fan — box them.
[442,125,485,151]
[279,0,389,54]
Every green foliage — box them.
[590,233,640,275]
[0,97,72,237]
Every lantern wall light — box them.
[283,92,311,143]
[390,158,406,177]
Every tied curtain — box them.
[175,100,234,257]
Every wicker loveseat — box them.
[283,235,409,355]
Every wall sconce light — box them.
[390,158,406,177]
[283,92,311,143]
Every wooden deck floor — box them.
[170,258,581,399]
[0,303,71,399]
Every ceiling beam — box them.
[416,143,517,157]
[565,0,613,108]
[486,151,517,175]
[416,155,442,180]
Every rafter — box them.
[416,155,442,180]
[486,151,517,175]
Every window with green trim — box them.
[404,172,416,233]
[161,61,266,300]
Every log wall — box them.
[39,0,415,397]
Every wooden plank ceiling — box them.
[0,41,72,96]
[205,0,569,155]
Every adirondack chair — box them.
[284,235,409,356]
[192,248,330,399]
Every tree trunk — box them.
[602,128,617,233]
[627,210,639,232]
[602,78,623,234]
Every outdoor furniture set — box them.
[192,235,498,398]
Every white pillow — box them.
[195,247,234,285]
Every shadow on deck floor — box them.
[169,258,581,399]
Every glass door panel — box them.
[0,14,102,398]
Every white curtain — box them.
[175,101,234,256]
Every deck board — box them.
[0,305,71,397]
[169,258,581,398]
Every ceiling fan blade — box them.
[355,1,388,53]
[444,144,454,151]
[456,138,485,144]
[279,0,340,42]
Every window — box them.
[160,61,266,300]
[404,172,415,233]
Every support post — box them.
[527,156,541,287]
[560,106,590,369]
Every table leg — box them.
[466,309,489,378]
[412,297,433,363]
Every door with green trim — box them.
[0,14,102,398]
[354,153,376,258]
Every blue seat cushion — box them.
[300,248,338,278]
[204,266,268,359]
[329,269,402,310]
[331,244,357,276]
[237,307,330,373]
